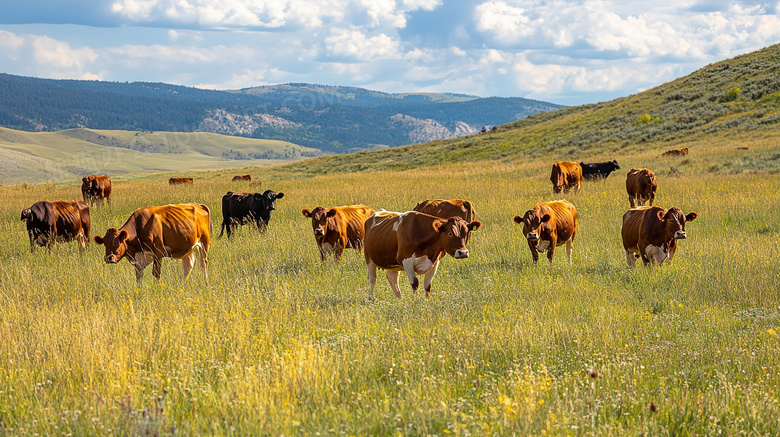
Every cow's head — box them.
[432,216,481,259]
[94,229,129,263]
[657,207,698,240]
[610,160,621,171]
[302,206,334,237]
[20,208,32,222]
[253,190,284,213]
[514,209,551,241]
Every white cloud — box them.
[32,36,98,71]
[325,28,402,60]
[0,30,25,51]
[475,1,532,43]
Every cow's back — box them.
[364,211,402,268]
[143,203,210,257]
[339,205,376,241]
[413,199,474,221]
[50,201,86,241]
[621,207,652,250]
[542,200,577,241]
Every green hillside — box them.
[0,128,321,185]
[260,43,780,178]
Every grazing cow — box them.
[219,190,285,238]
[81,175,112,206]
[662,147,689,157]
[550,161,582,194]
[364,210,481,298]
[579,160,621,180]
[621,206,698,267]
[94,203,210,282]
[626,168,657,208]
[513,200,577,264]
[232,174,252,182]
[301,204,376,260]
[169,177,194,185]
[735,146,749,150]
[20,200,91,254]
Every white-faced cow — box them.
[579,160,621,180]
[219,190,285,238]
[621,206,698,267]
[21,200,91,254]
[363,210,481,299]
[513,200,578,264]
[301,204,376,261]
[94,203,211,282]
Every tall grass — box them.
[1,151,779,435]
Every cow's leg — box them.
[386,270,402,299]
[319,245,327,261]
[527,240,539,264]
[28,233,35,253]
[649,192,655,206]
[152,258,163,281]
[181,252,196,280]
[565,239,573,264]
[547,243,556,264]
[77,233,87,255]
[198,243,209,282]
[367,261,378,299]
[625,250,637,268]
[401,257,420,294]
[334,240,345,261]
[422,259,440,298]
[629,196,636,208]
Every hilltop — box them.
[261,43,780,178]
[0,76,562,153]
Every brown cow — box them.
[513,200,577,264]
[413,199,475,221]
[232,174,252,182]
[169,177,194,185]
[21,200,90,254]
[662,147,689,157]
[550,161,582,194]
[301,204,376,260]
[626,168,657,208]
[621,206,698,267]
[81,175,112,206]
[364,210,481,298]
[94,203,210,282]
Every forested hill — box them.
[0,75,562,153]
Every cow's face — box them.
[611,160,621,171]
[94,229,129,263]
[20,208,32,222]
[514,210,551,241]
[254,190,285,213]
[657,207,698,240]
[433,217,481,259]
[302,206,333,237]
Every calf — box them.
[219,190,285,238]
[21,200,91,254]
[169,177,194,185]
[232,174,252,182]
[302,204,376,260]
[626,168,657,208]
[81,175,112,206]
[550,161,582,194]
[94,203,210,282]
[579,160,621,180]
[513,200,577,264]
[621,206,698,267]
[364,210,481,298]
[662,147,688,157]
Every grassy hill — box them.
[258,43,780,178]
[0,127,321,185]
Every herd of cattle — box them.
[19,158,698,297]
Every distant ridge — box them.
[0,75,563,153]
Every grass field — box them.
[1,142,779,435]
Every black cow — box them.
[21,200,91,254]
[219,190,285,238]
[579,160,621,180]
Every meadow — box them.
[1,142,779,436]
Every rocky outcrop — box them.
[390,114,478,144]
[198,109,301,136]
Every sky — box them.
[1,1,779,106]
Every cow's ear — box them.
[20,209,31,221]
[117,230,128,243]
[94,235,104,245]
[513,215,523,224]
[657,210,666,220]
[432,220,446,233]
[326,208,338,218]
[685,212,698,222]
[302,209,311,218]
[468,221,481,232]
[275,192,284,199]
[541,214,551,223]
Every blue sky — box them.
[1,1,778,105]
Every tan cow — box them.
[94,203,210,282]
[21,200,91,254]
[662,147,689,157]
[626,168,657,208]
[513,200,577,264]
[302,204,376,260]
[550,161,582,194]
[232,174,252,182]
[364,210,481,298]
[621,206,698,267]
[169,177,194,185]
